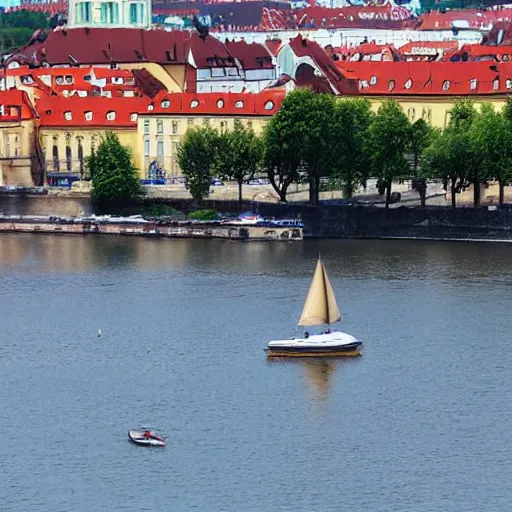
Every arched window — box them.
[404,79,412,90]
[388,80,395,92]
[217,99,225,108]
[442,80,451,91]
[52,136,59,171]
[65,134,72,172]
[264,100,275,110]
[64,111,73,121]
[190,100,199,108]
[106,111,116,121]
[161,99,170,108]
[85,111,93,121]
[77,137,84,177]
[234,101,244,108]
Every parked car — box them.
[211,178,224,186]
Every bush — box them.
[188,209,219,221]
[145,204,185,218]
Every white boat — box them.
[128,429,166,447]
[265,257,362,358]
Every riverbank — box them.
[2,194,512,242]
[0,215,303,241]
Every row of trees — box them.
[0,11,54,54]
[179,90,512,208]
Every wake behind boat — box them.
[128,429,166,447]
[265,257,362,358]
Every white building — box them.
[67,0,151,29]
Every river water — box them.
[1,234,512,512]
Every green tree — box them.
[178,125,218,204]
[89,132,144,210]
[332,98,373,199]
[409,118,435,207]
[262,90,336,205]
[368,100,411,208]
[215,120,262,210]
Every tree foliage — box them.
[89,132,144,211]
[368,100,411,208]
[178,125,218,203]
[332,98,373,198]
[215,120,262,207]
[0,11,51,54]
[409,119,435,207]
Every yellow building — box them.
[37,94,144,186]
[136,91,284,178]
[0,90,41,186]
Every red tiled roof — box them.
[399,41,458,56]
[7,28,239,69]
[345,43,402,62]
[336,61,512,96]
[0,90,37,122]
[225,40,273,70]
[444,44,512,62]
[286,35,358,95]
[264,39,282,57]
[144,90,285,116]
[36,95,149,128]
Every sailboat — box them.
[265,257,362,357]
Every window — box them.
[129,2,144,24]
[407,108,415,122]
[76,1,91,23]
[190,100,199,108]
[106,110,116,121]
[161,99,170,108]
[85,111,93,121]
[144,139,150,157]
[157,141,164,158]
[360,80,368,89]
[370,75,377,86]
[493,79,500,91]
[64,111,73,121]
[422,108,432,123]
[470,78,477,91]
[203,118,210,125]
[130,113,138,122]
[217,99,225,108]
[144,120,150,134]
[147,103,154,111]
[444,111,451,128]
[404,79,412,90]
[55,76,64,85]
[187,118,193,126]
[157,120,163,134]
[442,80,450,91]
[66,144,72,171]
[247,120,253,128]
[111,77,124,85]
[388,80,395,92]
[264,101,274,111]
[220,121,225,132]
[234,101,244,108]
[65,75,73,84]
[172,121,178,134]
[100,2,119,24]
[507,79,512,89]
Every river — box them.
[1,234,512,512]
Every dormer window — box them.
[55,76,64,85]
[388,80,395,92]
[234,101,244,108]
[77,90,87,98]
[360,80,368,89]
[84,75,91,81]
[404,79,412,90]
[470,78,477,90]
[442,80,451,91]
[85,111,93,121]
[21,75,34,85]
[161,99,170,108]
[264,100,274,110]
[507,79,512,89]
[217,99,225,108]
[493,79,500,91]
[64,111,73,121]
[130,113,138,122]
[111,77,124,85]
[65,75,73,84]
[106,111,116,121]
[147,103,154,111]
[190,100,199,108]
[370,75,377,86]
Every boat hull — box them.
[266,331,362,358]
[128,430,166,447]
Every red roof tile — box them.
[0,90,37,122]
[336,61,512,96]
[225,40,274,70]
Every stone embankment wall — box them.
[3,194,512,241]
[165,198,512,241]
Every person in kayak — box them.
[144,430,152,439]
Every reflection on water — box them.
[268,358,339,400]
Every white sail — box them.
[297,257,341,327]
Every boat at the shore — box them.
[128,429,166,447]
[265,256,362,358]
